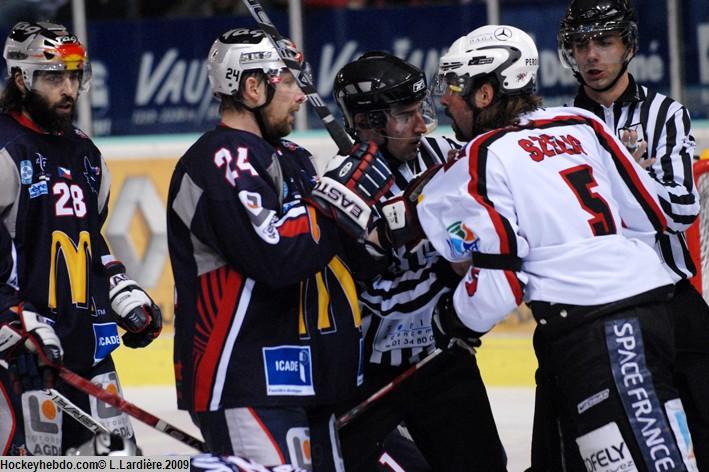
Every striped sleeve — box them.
[360,135,455,319]
[583,116,668,234]
[647,104,699,231]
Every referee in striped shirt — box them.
[332,52,507,471]
[554,0,709,469]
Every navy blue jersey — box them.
[167,126,364,411]
[0,113,119,373]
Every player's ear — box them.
[474,82,495,108]
[13,70,27,94]
[241,75,266,107]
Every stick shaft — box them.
[46,388,112,435]
[336,348,444,429]
[240,0,353,155]
[59,367,207,452]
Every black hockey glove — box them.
[107,262,163,348]
[379,164,442,251]
[306,141,394,240]
[0,304,63,393]
[431,292,483,356]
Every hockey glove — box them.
[0,305,63,393]
[306,141,394,240]
[431,292,482,356]
[379,164,442,251]
[107,262,163,348]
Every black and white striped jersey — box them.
[573,74,699,282]
[359,135,461,366]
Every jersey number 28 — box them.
[53,182,87,218]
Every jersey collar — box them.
[573,73,642,111]
[9,111,62,135]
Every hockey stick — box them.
[45,388,113,435]
[58,366,208,452]
[336,348,444,430]
[240,0,353,155]
[0,359,112,436]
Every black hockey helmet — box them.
[333,52,435,137]
[558,0,638,77]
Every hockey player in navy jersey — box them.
[0,22,162,455]
[332,52,507,471]
[413,25,698,471]
[167,29,393,470]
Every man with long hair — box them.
[416,24,697,470]
[0,21,161,455]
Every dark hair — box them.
[471,76,542,134]
[0,70,24,114]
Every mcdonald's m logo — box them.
[48,230,91,310]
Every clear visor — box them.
[559,25,635,71]
[430,71,472,97]
[367,92,438,139]
[263,61,312,89]
[25,61,92,93]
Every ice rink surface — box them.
[123,386,536,472]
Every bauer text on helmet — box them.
[432,25,538,99]
[3,22,91,93]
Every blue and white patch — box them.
[93,322,120,363]
[28,181,48,198]
[664,398,699,471]
[445,221,479,258]
[20,160,33,184]
[262,346,315,396]
[605,318,684,471]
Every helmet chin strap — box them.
[238,85,280,145]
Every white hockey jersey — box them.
[417,107,673,333]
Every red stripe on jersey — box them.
[586,118,667,232]
[466,130,523,304]
[504,270,524,305]
[526,114,667,233]
[466,130,518,256]
[248,407,287,463]
[200,275,216,324]
[279,214,310,238]
[193,266,244,411]
[0,382,16,455]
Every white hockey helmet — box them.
[3,21,91,93]
[432,25,538,98]
[207,28,302,100]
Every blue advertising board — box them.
[83,5,487,135]
[0,0,706,136]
